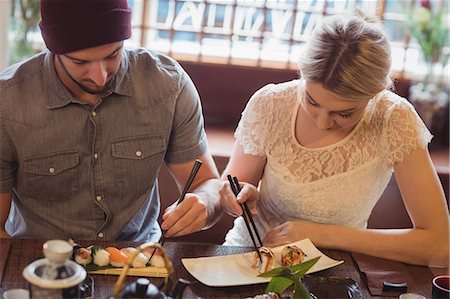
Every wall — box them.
[180,61,449,149]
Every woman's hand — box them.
[263,220,326,247]
[220,181,260,217]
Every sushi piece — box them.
[69,239,92,266]
[90,246,110,267]
[280,245,306,266]
[121,247,149,268]
[252,247,274,273]
[106,247,128,268]
[73,246,92,266]
[142,248,165,268]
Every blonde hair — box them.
[298,11,392,101]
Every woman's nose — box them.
[316,112,334,130]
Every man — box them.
[0,0,222,241]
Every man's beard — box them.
[57,55,115,95]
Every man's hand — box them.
[161,193,208,237]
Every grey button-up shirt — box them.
[0,48,207,241]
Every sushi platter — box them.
[86,265,168,277]
[70,241,170,278]
[182,238,343,287]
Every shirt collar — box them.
[43,49,133,110]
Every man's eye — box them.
[72,60,86,65]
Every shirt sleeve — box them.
[235,84,275,157]
[164,68,207,164]
[0,113,17,193]
[382,96,433,166]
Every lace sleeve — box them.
[234,84,275,157]
[382,96,433,166]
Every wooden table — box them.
[0,238,439,298]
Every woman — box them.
[220,12,449,267]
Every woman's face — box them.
[301,81,370,132]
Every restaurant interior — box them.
[0,0,449,298]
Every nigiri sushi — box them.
[252,247,274,273]
[106,247,128,267]
[121,247,149,268]
[90,246,110,267]
[280,245,305,266]
[142,248,165,268]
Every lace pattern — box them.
[224,80,432,246]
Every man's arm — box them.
[162,151,223,237]
[0,192,11,238]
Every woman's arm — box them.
[263,147,449,267]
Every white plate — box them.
[182,238,343,287]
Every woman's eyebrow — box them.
[305,89,358,113]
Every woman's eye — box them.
[306,99,319,107]
[339,112,353,119]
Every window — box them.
[128,0,449,78]
[3,0,449,80]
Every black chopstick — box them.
[227,175,262,264]
[232,176,263,246]
[149,159,203,262]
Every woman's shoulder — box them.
[367,90,417,122]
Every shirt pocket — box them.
[23,150,80,201]
[112,134,166,199]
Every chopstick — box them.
[232,176,263,246]
[148,159,203,262]
[227,175,263,264]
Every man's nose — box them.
[88,62,108,86]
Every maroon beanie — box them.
[39,0,132,54]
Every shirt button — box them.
[49,167,55,174]
[91,111,97,117]
[93,153,99,159]
[135,150,142,157]
[98,232,104,238]
[96,196,102,202]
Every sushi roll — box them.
[252,247,274,273]
[73,246,92,266]
[90,246,110,267]
[121,247,149,268]
[69,239,92,266]
[280,245,305,266]
[142,248,165,268]
[106,247,128,268]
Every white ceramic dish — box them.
[182,238,343,287]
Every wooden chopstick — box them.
[227,175,263,263]
[149,159,203,262]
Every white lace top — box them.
[224,79,432,246]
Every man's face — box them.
[55,41,124,95]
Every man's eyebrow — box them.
[64,45,123,61]
[305,89,358,113]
